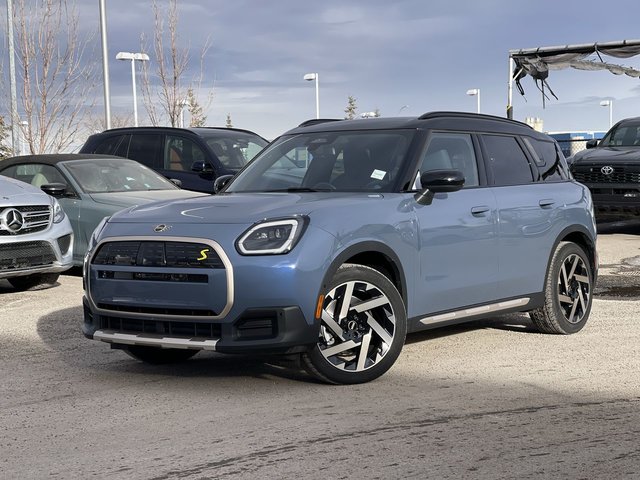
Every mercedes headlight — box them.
[52,198,66,223]
[236,217,308,255]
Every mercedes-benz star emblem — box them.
[2,208,25,233]
[601,165,614,175]
[154,224,172,233]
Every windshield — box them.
[200,131,268,170]
[227,129,414,193]
[599,122,640,147]
[65,159,178,193]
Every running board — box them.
[419,297,530,325]
[93,330,219,350]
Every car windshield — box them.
[226,129,414,193]
[199,131,268,170]
[64,159,178,193]
[599,122,640,147]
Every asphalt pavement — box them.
[1,224,639,479]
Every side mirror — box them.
[191,161,214,174]
[586,139,599,149]
[40,183,67,197]
[414,170,464,206]
[169,178,182,188]
[213,174,234,194]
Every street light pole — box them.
[6,0,20,155]
[116,52,150,127]
[304,73,319,119]
[466,88,481,114]
[600,100,613,129]
[99,0,111,130]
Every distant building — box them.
[525,117,544,132]
[547,131,607,158]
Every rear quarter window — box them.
[523,137,569,182]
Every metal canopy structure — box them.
[507,39,640,118]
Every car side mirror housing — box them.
[40,183,67,197]
[213,174,234,194]
[414,170,465,206]
[191,161,214,174]
[169,178,182,188]
[586,139,599,149]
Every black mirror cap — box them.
[169,178,182,188]
[213,174,234,194]
[191,161,214,173]
[40,183,67,197]
[586,139,599,149]
[420,169,465,192]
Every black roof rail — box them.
[297,118,343,128]
[418,111,533,129]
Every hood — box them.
[109,192,387,224]
[89,189,207,208]
[0,176,50,205]
[572,146,640,166]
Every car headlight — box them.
[52,198,66,223]
[236,217,308,255]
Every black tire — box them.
[124,345,199,364]
[8,272,60,291]
[530,242,594,334]
[302,264,407,384]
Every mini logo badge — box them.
[153,224,172,233]
[2,208,24,233]
[601,166,614,175]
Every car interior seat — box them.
[332,143,373,189]
[31,172,50,187]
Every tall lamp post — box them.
[466,88,481,114]
[303,72,320,119]
[116,51,150,127]
[600,100,613,128]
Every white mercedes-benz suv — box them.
[0,175,73,290]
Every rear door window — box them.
[93,134,126,155]
[126,134,163,169]
[523,137,568,182]
[481,135,534,186]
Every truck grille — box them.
[92,241,224,269]
[0,241,56,271]
[572,170,640,184]
[0,205,51,236]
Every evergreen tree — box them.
[0,116,12,159]
[225,113,233,128]
[187,88,207,127]
[344,96,357,120]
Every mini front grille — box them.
[92,241,224,269]
[98,315,222,339]
[98,302,217,317]
[98,270,208,283]
[0,205,51,236]
[573,170,640,184]
[0,241,56,271]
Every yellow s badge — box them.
[197,248,210,261]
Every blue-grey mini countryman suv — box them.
[83,112,598,384]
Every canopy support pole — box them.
[507,56,514,119]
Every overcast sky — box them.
[45,0,640,139]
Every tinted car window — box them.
[200,132,268,170]
[420,133,479,187]
[599,121,640,147]
[127,134,163,169]
[482,135,533,186]
[523,137,567,182]
[93,134,126,155]
[165,135,207,172]
[2,163,66,187]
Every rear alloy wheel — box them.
[124,345,199,364]
[8,273,60,291]
[303,264,407,384]
[530,242,594,334]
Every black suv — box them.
[80,126,268,193]
[569,117,640,222]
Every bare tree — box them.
[85,112,134,135]
[8,0,96,153]
[140,0,213,127]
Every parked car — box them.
[569,117,640,222]
[82,112,597,384]
[0,154,206,265]
[79,126,268,193]
[0,175,73,290]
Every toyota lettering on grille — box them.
[1,208,25,233]
[601,165,614,175]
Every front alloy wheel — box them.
[303,264,407,384]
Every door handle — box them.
[471,205,490,215]
[539,199,555,208]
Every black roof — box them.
[89,125,266,141]
[0,154,128,168]
[285,111,547,140]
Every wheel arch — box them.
[319,241,408,307]
[544,225,598,284]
